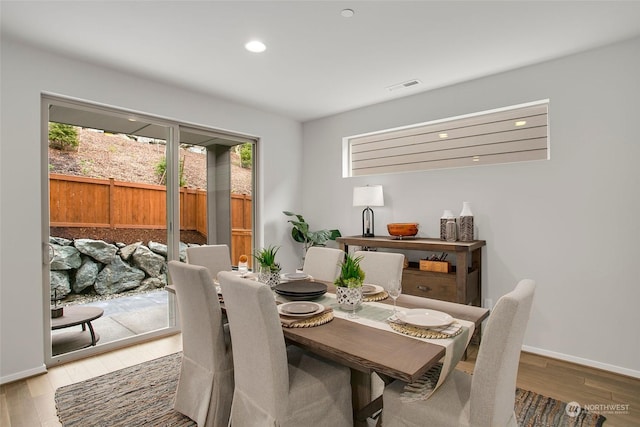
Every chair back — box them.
[167,261,233,426]
[302,246,344,282]
[470,279,535,426]
[218,271,290,420]
[354,250,404,290]
[185,244,232,280]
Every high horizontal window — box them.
[343,100,549,177]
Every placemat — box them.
[389,320,464,339]
[280,308,334,328]
[363,291,388,302]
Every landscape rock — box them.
[74,256,100,293]
[50,244,82,270]
[50,236,73,246]
[131,245,165,277]
[75,239,118,264]
[138,277,166,291]
[119,242,142,261]
[148,241,167,257]
[94,257,145,295]
[50,270,71,299]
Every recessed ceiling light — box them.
[439,133,448,139]
[472,156,480,162]
[341,9,355,18]
[245,40,266,53]
[515,120,527,126]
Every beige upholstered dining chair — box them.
[185,244,232,280]
[354,250,405,290]
[218,271,353,427]
[167,261,234,427]
[302,246,344,282]
[382,279,536,427]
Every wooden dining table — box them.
[168,278,489,426]
[280,283,489,426]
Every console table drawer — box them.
[402,268,457,302]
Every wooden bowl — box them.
[387,223,419,238]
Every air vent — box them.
[386,79,422,92]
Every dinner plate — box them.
[278,302,324,317]
[362,284,384,295]
[275,281,327,294]
[282,272,310,280]
[396,309,454,328]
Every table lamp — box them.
[353,185,384,237]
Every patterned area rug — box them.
[55,352,606,427]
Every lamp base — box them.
[362,233,375,238]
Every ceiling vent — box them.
[386,79,422,92]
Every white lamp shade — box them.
[353,185,384,207]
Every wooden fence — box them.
[49,173,252,265]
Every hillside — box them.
[48,128,252,194]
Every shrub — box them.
[48,122,79,151]
[239,143,252,168]
[155,157,187,187]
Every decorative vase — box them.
[336,286,363,311]
[440,210,454,240]
[459,202,474,242]
[445,218,457,242]
[259,265,281,289]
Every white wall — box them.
[301,37,640,377]
[0,37,303,382]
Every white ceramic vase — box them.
[336,286,363,311]
[459,202,474,242]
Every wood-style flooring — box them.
[1,335,638,426]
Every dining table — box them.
[168,275,489,426]
[277,282,488,426]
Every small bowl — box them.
[387,223,419,238]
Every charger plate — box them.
[389,321,463,339]
[281,310,334,328]
[363,291,388,302]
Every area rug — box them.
[55,352,606,427]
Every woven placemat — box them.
[282,310,334,328]
[363,291,388,302]
[389,321,463,339]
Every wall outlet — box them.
[484,298,494,309]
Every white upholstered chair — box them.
[354,250,406,408]
[382,279,536,427]
[301,246,344,282]
[353,250,405,290]
[218,271,353,427]
[167,261,234,427]
[185,244,232,280]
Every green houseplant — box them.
[253,245,281,288]
[334,254,365,318]
[283,211,341,263]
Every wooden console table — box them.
[51,306,103,355]
[336,236,486,306]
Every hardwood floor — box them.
[2,336,638,426]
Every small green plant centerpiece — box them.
[253,245,282,288]
[334,254,365,317]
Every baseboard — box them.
[522,345,640,379]
[0,363,47,385]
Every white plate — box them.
[396,309,454,328]
[282,272,310,280]
[278,302,324,317]
[362,284,384,295]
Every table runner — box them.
[276,292,474,400]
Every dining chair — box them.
[353,250,406,412]
[382,279,535,427]
[302,246,344,282]
[185,244,232,280]
[218,271,353,427]
[354,250,405,290]
[167,261,234,427]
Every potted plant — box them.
[283,211,341,264]
[253,245,281,288]
[334,253,365,317]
